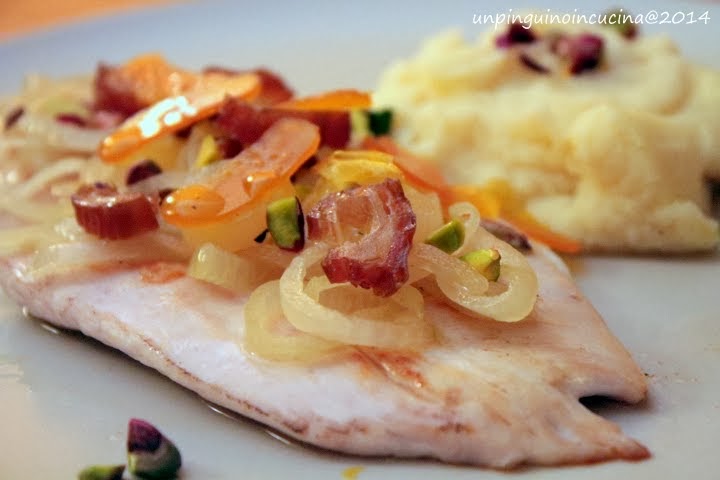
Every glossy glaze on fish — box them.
[0,246,648,468]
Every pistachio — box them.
[127,418,182,479]
[266,196,305,252]
[425,219,465,254]
[367,109,393,136]
[77,464,125,480]
[461,248,502,281]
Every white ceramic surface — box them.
[1,1,719,479]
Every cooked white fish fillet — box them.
[0,246,648,468]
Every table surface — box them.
[0,0,178,40]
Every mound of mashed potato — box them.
[374,22,720,252]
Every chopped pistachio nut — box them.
[77,464,125,480]
[266,196,305,251]
[425,219,465,253]
[127,418,182,480]
[367,109,393,136]
[461,248,502,281]
[194,134,221,168]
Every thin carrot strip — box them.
[276,89,371,111]
[505,212,583,254]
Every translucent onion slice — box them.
[0,199,72,223]
[13,157,86,199]
[464,225,539,322]
[187,242,283,293]
[448,201,480,256]
[243,280,343,362]
[411,231,538,322]
[404,183,444,243]
[279,245,433,348]
[17,113,110,152]
[410,243,490,304]
[128,170,187,197]
[27,231,191,279]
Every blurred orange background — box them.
[0,0,179,40]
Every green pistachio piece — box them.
[127,419,182,480]
[266,196,305,252]
[367,109,393,136]
[425,219,465,253]
[77,464,125,480]
[461,248,502,281]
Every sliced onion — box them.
[12,157,86,198]
[469,226,539,318]
[17,113,110,152]
[243,280,344,362]
[410,242,490,304]
[411,228,538,322]
[0,198,72,223]
[187,242,283,293]
[279,244,434,348]
[403,183,444,243]
[27,231,191,280]
[128,170,187,196]
[448,201,480,256]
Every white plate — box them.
[1,1,719,479]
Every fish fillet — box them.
[0,246,648,468]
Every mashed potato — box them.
[374,23,720,252]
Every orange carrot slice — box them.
[276,89,371,111]
[504,212,583,254]
[162,117,320,227]
[99,73,261,163]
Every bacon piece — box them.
[93,63,146,117]
[496,22,536,48]
[307,179,416,297]
[203,67,294,106]
[215,98,350,150]
[72,183,159,240]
